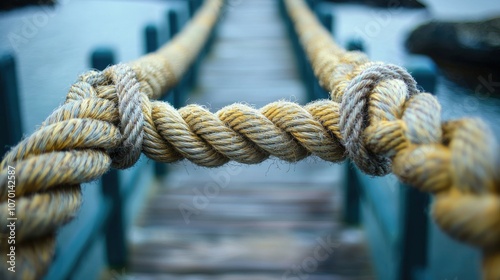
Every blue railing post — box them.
[188,0,200,17]
[278,0,286,18]
[398,184,430,279]
[167,9,180,38]
[319,12,333,34]
[397,59,435,280]
[346,38,365,53]
[0,53,23,156]
[343,164,361,225]
[91,48,127,269]
[91,48,115,71]
[144,24,159,54]
[305,0,316,9]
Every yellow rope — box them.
[284,0,500,278]
[0,0,498,278]
[0,0,224,278]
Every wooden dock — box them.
[126,1,374,279]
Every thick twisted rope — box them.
[0,0,498,279]
[284,0,500,278]
[0,0,224,278]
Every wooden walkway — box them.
[127,1,373,279]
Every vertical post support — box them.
[91,48,127,269]
[306,0,316,9]
[168,9,180,38]
[278,0,286,18]
[397,60,435,280]
[319,11,333,36]
[398,185,430,279]
[0,53,23,156]
[188,0,202,17]
[343,163,361,225]
[346,38,365,53]
[91,48,115,71]
[144,24,159,54]
[188,0,196,18]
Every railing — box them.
[0,1,213,279]
[278,1,449,279]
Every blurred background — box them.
[1,0,499,279]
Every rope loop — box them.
[103,64,145,169]
[339,63,419,175]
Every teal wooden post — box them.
[346,38,365,53]
[0,53,23,156]
[167,9,180,38]
[144,24,158,55]
[91,48,115,71]
[398,186,430,279]
[188,0,201,17]
[319,11,333,36]
[91,48,127,269]
[397,60,435,280]
[343,164,361,225]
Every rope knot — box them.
[102,64,145,169]
[64,66,146,169]
[329,51,370,101]
[339,62,419,175]
[65,70,106,102]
